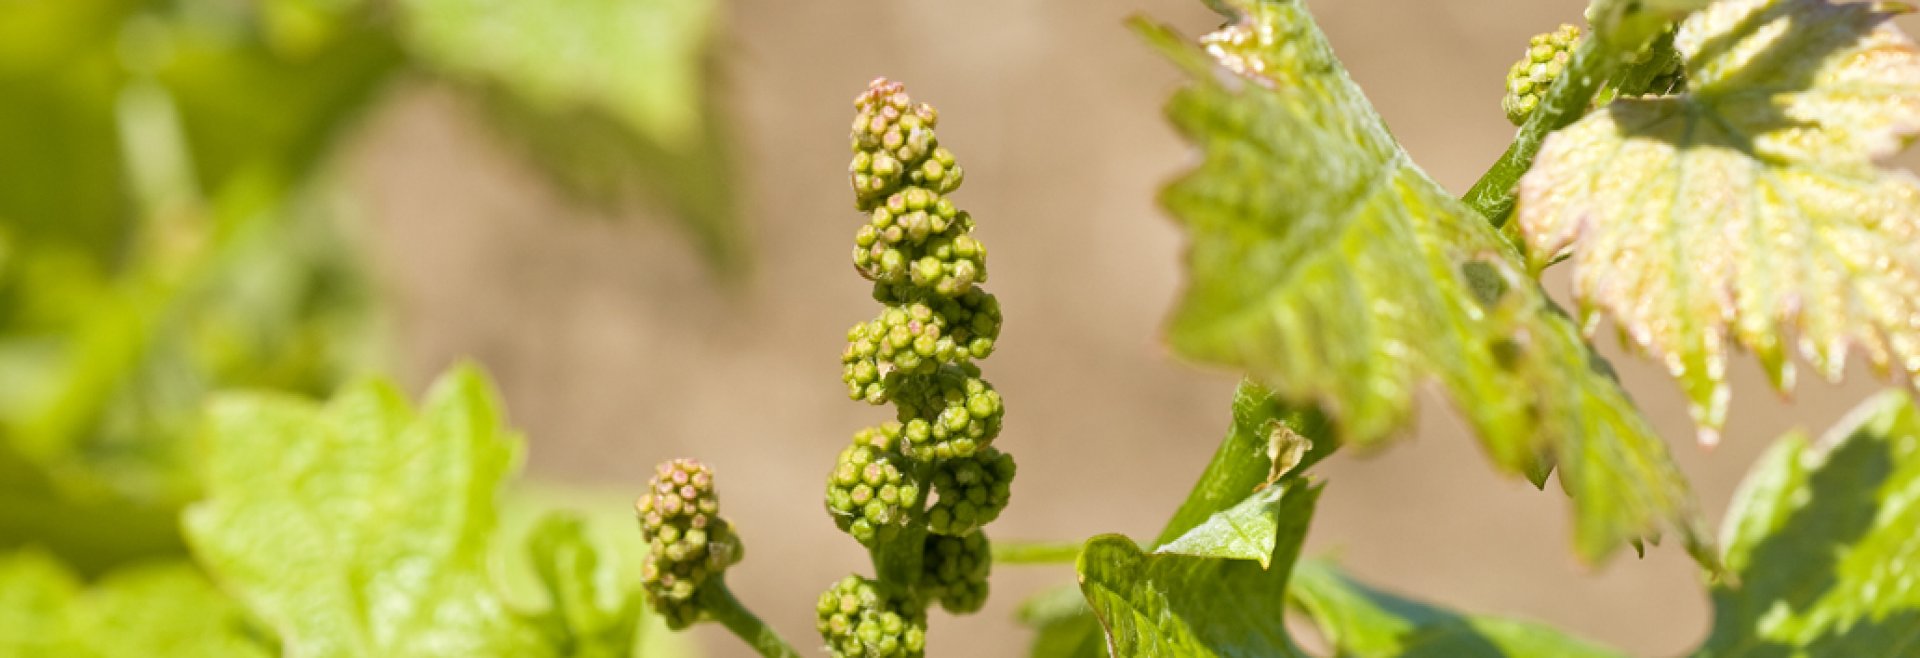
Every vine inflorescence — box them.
[1503,23,1582,125]
[823,77,1015,657]
[1500,20,1686,128]
[636,458,743,629]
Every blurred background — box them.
[6,0,1917,656]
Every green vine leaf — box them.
[0,550,272,657]
[1016,380,1327,658]
[183,365,640,657]
[1137,0,1705,563]
[1077,481,1322,657]
[1155,485,1293,568]
[1290,558,1626,658]
[1694,390,1920,656]
[1518,0,1920,445]
[1155,380,1334,547]
[1017,584,1110,658]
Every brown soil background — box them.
[343,1,1920,656]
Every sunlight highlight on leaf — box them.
[184,366,646,657]
[1519,0,1920,444]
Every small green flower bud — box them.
[889,366,1004,462]
[927,449,1014,536]
[817,575,928,658]
[826,441,921,546]
[921,532,992,614]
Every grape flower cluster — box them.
[1502,23,1581,125]
[821,78,1015,657]
[635,458,742,629]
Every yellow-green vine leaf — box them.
[183,365,643,657]
[1076,481,1322,657]
[1138,0,1704,563]
[1290,558,1625,657]
[1693,390,1920,656]
[1518,0,1920,445]
[0,550,273,657]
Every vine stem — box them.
[1462,36,1615,227]
[992,540,1085,565]
[697,582,803,658]
[1462,22,1688,229]
[871,521,929,587]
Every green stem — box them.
[992,540,1085,565]
[698,582,803,658]
[871,523,927,587]
[1462,36,1616,227]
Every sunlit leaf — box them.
[1693,390,1920,656]
[1137,0,1705,562]
[1156,485,1292,568]
[183,365,642,657]
[1519,0,1920,444]
[1290,558,1625,657]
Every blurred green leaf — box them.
[1135,0,1706,564]
[0,0,394,496]
[160,8,404,216]
[0,0,139,256]
[1694,391,1920,656]
[497,486,698,658]
[399,0,710,146]
[1585,0,1712,48]
[1077,481,1322,657]
[524,514,646,658]
[1290,559,1625,657]
[0,549,273,657]
[0,441,186,575]
[0,182,379,507]
[397,0,745,273]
